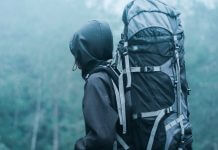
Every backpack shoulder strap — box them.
[88,64,119,85]
[88,65,130,150]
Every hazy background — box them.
[0,0,218,149]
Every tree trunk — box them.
[13,104,18,128]
[53,98,59,150]
[30,78,42,150]
[30,98,41,150]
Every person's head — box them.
[69,20,113,78]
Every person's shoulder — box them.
[86,71,111,86]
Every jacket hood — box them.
[69,20,113,78]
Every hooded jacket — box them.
[70,20,113,79]
[70,20,120,150]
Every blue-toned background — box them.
[0,0,217,149]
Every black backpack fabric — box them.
[111,0,193,150]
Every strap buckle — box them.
[166,107,173,114]
[144,66,153,72]
[173,35,180,49]
[178,140,185,150]
[123,51,128,56]
[136,113,142,119]
[132,113,142,119]
[187,88,191,95]
[124,42,128,48]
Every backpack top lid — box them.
[122,0,183,40]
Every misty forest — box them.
[0,0,218,150]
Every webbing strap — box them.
[127,66,161,73]
[165,115,185,131]
[131,45,139,51]
[133,109,161,119]
[119,72,127,134]
[180,120,185,135]
[132,107,173,120]
[113,141,117,150]
[147,109,165,150]
[112,80,123,125]
[117,134,129,150]
[132,107,173,150]
[175,50,182,115]
[124,53,132,88]
[174,35,182,115]
[123,57,174,75]
[174,35,186,150]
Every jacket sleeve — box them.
[75,74,118,150]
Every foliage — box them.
[0,0,217,150]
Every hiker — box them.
[111,0,193,150]
[69,20,133,150]
[70,0,193,149]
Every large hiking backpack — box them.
[111,0,193,150]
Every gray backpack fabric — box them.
[112,0,193,149]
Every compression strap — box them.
[147,109,165,150]
[132,107,173,150]
[174,35,186,150]
[165,115,185,131]
[125,66,161,73]
[123,42,132,89]
[116,134,129,150]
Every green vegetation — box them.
[0,0,217,149]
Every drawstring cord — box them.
[72,61,78,71]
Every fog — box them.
[0,0,217,149]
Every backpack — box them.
[110,0,193,149]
